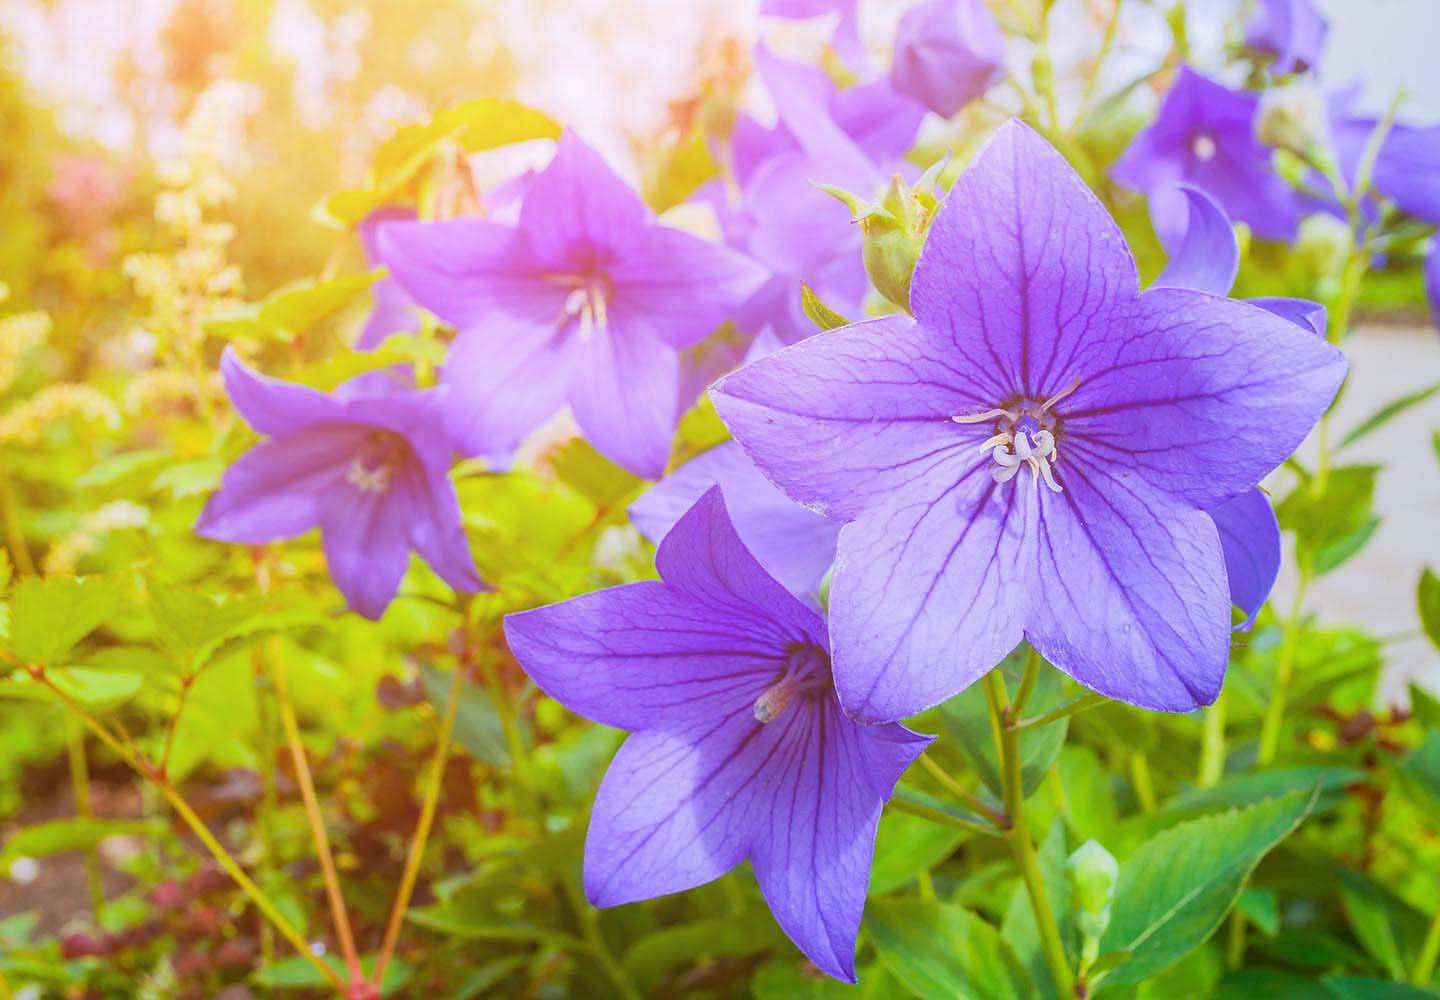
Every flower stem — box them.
[0,454,35,576]
[372,664,464,989]
[31,667,345,993]
[269,643,362,989]
[564,877,643,1000]
[984,670,1076,998]
[918,752,1007,828]
[1012,691,1107,731]
[1412,902,1440,985]
[1130,751,1157,813]
[65,713,105,921]
[1257,578,1309,766]
[1198,688,1227,788]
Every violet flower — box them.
[196,349,484,619]
[1111,65,1307,243]
[355,206,423,350]
[504,487,931,981]
[377,131,767,479]
[714,121,1346,721]
[1244,0,1328,75]
[1329,86,1440,224]
[630,442,840,602]
[1154,185,1331,628]
[889,0,1006,118]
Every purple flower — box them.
[1329,87,1440,224]
[1244,0,1328,75]
[356,207,423,350]
[377,132,767,479]
[713,121,1346,720]
[1154,185,1323,628]
[630,442,840,602]
[1111,65,1307,243]
[196,349,484,619]
[708,49,922,348]
[889,0,1006,118]
[504,487,931,981]
[760,0,867,74]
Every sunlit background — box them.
[0,0,1437,693]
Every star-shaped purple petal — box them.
[1244,0,1328,75]
[196,348,485,619]
[715,121,1346,720]
[504,487,930,981]
[378,132,767,478]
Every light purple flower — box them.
[889,0,1006,118]
[707,49,921,349]
[630,442,840,602]
[1244,0,1328,75]
[196,349,484,619]
[714,121,1346,721]
[377,131,767,479]
[356,207,423,350]
[1329,86,1440,224]
[1155,185,1319,628]
[1111,65,1307,243]
[760,0,867,74]
[504,487,931,981]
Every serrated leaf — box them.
[801,284,852,331]
[9,575,126,665]
[869,899,1031,1000]
[1099,788,1316,986]
[1419,567,1440,652]
[1152,766,1362,824]
[1341,381,1440,448]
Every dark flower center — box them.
[753,643,832,724]
[346,430,407,494]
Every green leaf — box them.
[1340,874,1406,979]
[1419,567,1440,652]
[43,667,144,707]
[148,583,328,674]
[1099,788,1316,986]
[869,808,966,894]
[205,272,379,343]
[1410,681,1440,730]
[1002,821,1075,998]
[644,127,719,214]
[1252,926,1375,971]
[422,664,510,766]
[1323,978,1440,1000]
[152,458,223,500]
[869,899,1031,1000]
[1238,887,1281,937]
[1152,766,1362,824]
[449,957,525,1000]
[253,953,411,995]
[1276,466,1379,575]
[1396,732,1440,828]
[0,818,157,865]
[9,575,126,665]
[1052,745,1118,844]
[801,284,852,331]
[622,916,782,992]
[319,98,561,226]
[1341,381,1440,448]
[940,651,1070,798]
[551,438,643,509]
[1214,969,1336,1000]
[752,959,898,999]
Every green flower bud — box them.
[1067,839,1119,968]
[819,161,944,313]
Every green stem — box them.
[1412,902,1440,985]
[1227,906,1247,969]
[985,670,1076,998]
[0,454,34,576]
[270,644,362,989]
[1010,647,1042,720]
[1012,692,1107,731]
[890,785,1003,837]
[1198,689,1226,788]
[1130,751,1157,814]
[373,665,464,989]
[565,878,643,1000]
[918,752,1007,828]
[253,651,279,972]
[31,668,345,994]
[1257,578,1309,766]
[65,714,105,920]
[475,646,536,815]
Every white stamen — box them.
[1192,133,1218,162]
[950,379,1078,497]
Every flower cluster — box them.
[193,0,1440,981]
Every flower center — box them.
[950,379,1079,496]
[550,272,612,340]
[1191,133,1218,162]
[345,431,406,494]
[753,643,832,724]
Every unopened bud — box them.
[1067,839,1118,967]
[820,163,944,312]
